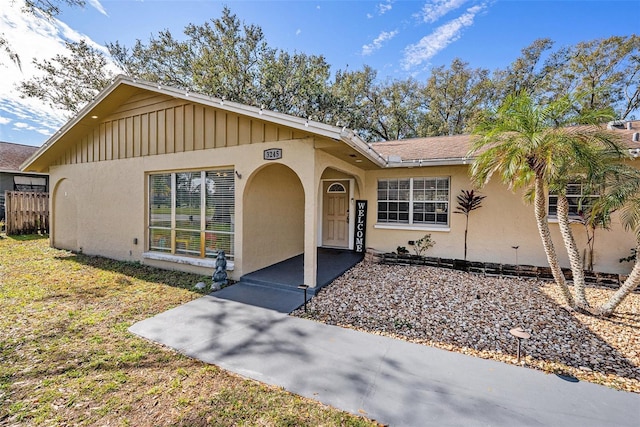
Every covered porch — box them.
[212,247,363,313]
[240,247,364,295]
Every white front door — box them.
[323,181,349,248]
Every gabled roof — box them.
[20,74,640,172]
[22,75,387,172]
[0,141,40,173]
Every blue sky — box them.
[0,0,638,147]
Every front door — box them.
[323,181,349,248]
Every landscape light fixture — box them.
[298,284,309,312]
[509,327,531,364]
[512,245,520,267]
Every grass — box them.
[0,235,377,426]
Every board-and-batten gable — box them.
[52,90,312,166]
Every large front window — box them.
[149,170,235,259]
[377,177,450,226]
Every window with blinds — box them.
[548,183,600,219]
[148,169,235,259]
[14,176,47,192]
[377,177,450,226]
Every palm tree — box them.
[591,166,640,316]
[470,92,576,307]
[470,92,618,308]
[545,120,627,309]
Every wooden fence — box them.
[4,191,49,235]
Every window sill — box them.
[374,223,450,232]
[143,252,235,270]
[547,216,584,224]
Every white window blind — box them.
[377,177,449,226]
[148,169,235,259]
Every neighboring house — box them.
[21,76,640,289]
[0,141,49,221]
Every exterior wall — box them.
[363,164,637,275]
[45,89,332,280]
[242,163,305,274]
[48,137,329,279]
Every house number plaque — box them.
[263,148,282,160]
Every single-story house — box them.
[0,141,49,221]
[21,76,640,288]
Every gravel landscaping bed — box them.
[292,261,640,393]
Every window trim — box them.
[327,182,347,193]
[376,176,451,228]
[148,169,235,260]
[142,251,235,270]
[548,183,600,221]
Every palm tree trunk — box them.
[597,245,640,316]
[534,177,575,307]
[556,194,589,309]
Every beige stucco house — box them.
[21,76,640,289]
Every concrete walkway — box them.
[129,293,639,427]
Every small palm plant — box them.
[454,190,486,261]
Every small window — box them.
[14,176,47,192]
[327,183,346,193]
[548,183,599,218]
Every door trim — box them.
[319,178,354,249]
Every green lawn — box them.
[0,235,377,426]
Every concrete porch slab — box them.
[240,247,363,294]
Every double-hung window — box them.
[148,169,235,259]
[548,183,599,219]
[377,177,450,226]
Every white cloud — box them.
[13,121,52,136]
[87,0,108,17]
[377,1,393,15]
[2,98,59,133]
[362,30,399,56]
[296,29,301,36]
[402,4,484,70]
[0,116,11,125]
[418,0,469,23]
[0,0,113,143]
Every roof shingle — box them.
[0,142,40,172]
[371,120,640,163]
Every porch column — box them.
[303,181,318,289]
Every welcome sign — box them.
[354,200,367,253]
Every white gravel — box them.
[292,261,640,393]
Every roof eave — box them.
[339,129,387,167]
[21,75,137,172]
[385,157,475,168]
[0,169,48,175]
